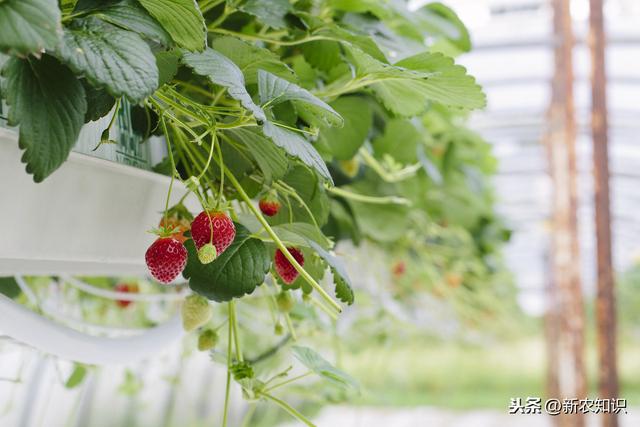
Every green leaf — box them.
[258,70,342,127]
[0,0,61,55]
[346,47,485,115]
[394,52,485,110]
[92,0,172,46]
[307,240,354,305]
[239,0,291,29]
[181,48,266,122]
[56,18,159,102]
[301,40,341,72]
[261,120,332,183]
[81,80,115,122]
[210,36,294,85]
[137,0,205,51]
[225,128,288,184]
[65,364,87,389]
[311,25,387,63]
[372,118,421,164]
[155,49,180,86]
[292,345,358,390]
[0,277,21,299]
[319,96,372,160]
[183,223,270,302]
[418,2,471,52]
[2,55,87,182]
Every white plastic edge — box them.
[0,294,183,365]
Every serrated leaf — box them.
[56,18,158,102]
[210,36,294,85]
[258,70,342,127]
[2,55,87,182]
[292,346,358,390]
[82,80,115,122]
[346,47,485,115]
[183,223,270,302]
[181,48,266,122]
[262,120,332,183]
[239,0,291,29]
[319,96,372,160]
[92,0,172,46]
[307,240,353,305]
[225,128,288,183]
[65,364,87,389]
[394,52,485,110]
[138,0,205,51]
[0,0,61,55]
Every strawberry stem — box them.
[223,166,342,315]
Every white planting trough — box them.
[0,126,194,276]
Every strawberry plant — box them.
[0,0,512,425]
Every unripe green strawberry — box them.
[181,294,212,332]
[276,291,294,313]
[197,243,217,264]
[274,321,284,335]
[197,329,218,351]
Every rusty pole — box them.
[547,1,587,426]
[589,1,619,426]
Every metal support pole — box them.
[589,1,619,427]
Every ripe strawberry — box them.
[159,215,190,243]
[274,247,304,284]
[115,283,138,308]
[145,237,188,284]
[191,211,235,256]
[259,194,280,217]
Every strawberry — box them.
[159,215,190,243]
[145,237,188,284]
[276,291,294,312]
[115,283,138,308]
[197,329,218,351]
[181,294,212,331]
[392,261,406,277]
[274,247,304,284]
[259,194,281,217]
[191,211,235,256]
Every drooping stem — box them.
[160,117,178,227]
[259,392,316,427]
[229,300,243,362]
[263,372,313,393]
[222,316,232,427]
[327,186,411,206]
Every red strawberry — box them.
[145,237,188,284]
[259,195,280,217]
[274,247,304,284]
[392,261,406,277]
[115,283,138,308]
[191,211,235,255]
